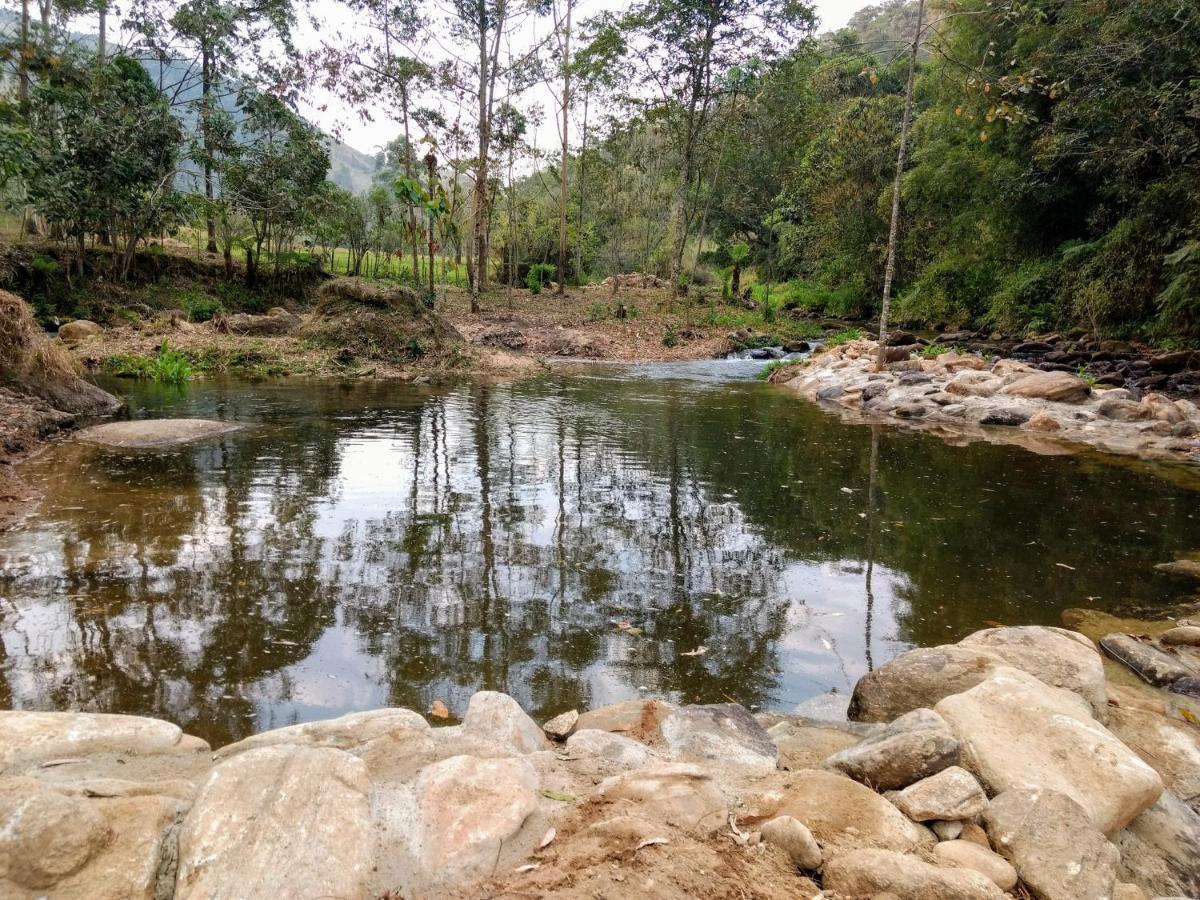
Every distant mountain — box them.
[328,142,378,194]
[835,0,933,61]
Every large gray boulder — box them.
[660,703,778,773]
[1101,633,1197,687]
[76,419,242,449]
[821,848,1006,900]
[823,708,959,790]
[935,667,1162,835]
[1107,703,1200,808]
[0,711,198,772]
[891,765,988,822]
[1115,790,1200,898]
[984,788,1120,900]
[214,707,431,760]
[175,745,374,900]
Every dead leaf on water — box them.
[430,700,450,719]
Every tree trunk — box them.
[731,263,741,300]
[426,151,437,303]
[575,87,588,285]
[878,0,925,366]
[556,0,572,295]
[97,2,106,61]
[470,4,489,312]
[402,90,421,288]
[202,43,218,255]
[18,0,30,100]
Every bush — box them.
[587,302,609,322]
[149,340,192,383]
[895,256,998,326]
[662,325,679,347]
[986,257,1062,333]
[823,326,864,348]
[180,290,224,323]
[527,263,556,295]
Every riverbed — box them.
[1,362,1198,746]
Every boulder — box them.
[542,709,579,740]
[75,419,242,449]
[945,371,1001,397]
[1099,398,1154,421]
[891,766,988,822]
[1156,560,1200,581]
[766,769,934,852]
[1101,633,1197,687]
[412,754,541,888]
[1160,626,1200,647]
[0,711,196,772]
[932,840,1018,891]
[461,691,548,754]
[848,645,998,723]
[823,708,959,790]
[984,788,1120,900]
[821,848,1006,900]
[979,407,1032,427]
[1001,371,1092,403]
[760,815,822,870]
[596,763,727,832]
[1026,411,1062,431]
[660,703,778,773]
[214,707,430,759]
[935,667,1162,835]
[565,729,653,771]
[574,699,675,742]
[175,746,373,900]
[1115,790,1200,898]
[958,625,1108,720]
[765,720,861,770]
[1107,704,1200,806]
[57,320,102,344]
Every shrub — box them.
[662,325,679,348]
[823,326,864,348]
[587,302,609,322]
[527,263,556,294]
[180,290,224,323]
[149,340,192,383]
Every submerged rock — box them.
[76,419,242,449]
[822,708,959,790]
[1156,559,1200,581]
[1101,633,1197,687]
[821,848,1006,900]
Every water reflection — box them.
[1,369,1198,746]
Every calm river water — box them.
[2,362,1198,746]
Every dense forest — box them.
[1,0,1198,341]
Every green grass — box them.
[757,358,805,380]
[823,326,865,348]
[148,341,193,383]
[704,307,823,343]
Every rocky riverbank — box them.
[2,623,1198,899]
[773,337,1200,463]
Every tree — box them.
[727,241,749,298]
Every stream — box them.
[1,362,1198,746]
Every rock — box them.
[816,384,845,400]
[1001,371,1092,403]
[766,769,933,852]
[461,690,547,754]
[412,754,540,888]
[565,729,653,770]
[881,345,917,363]
[821,848,1005,899]
[766,720,861,770]
[932,840,1018,891]
[848,645,998,722]
[574,699,675,742]
[979,407,1031,427]
[893,403,928,419]
[660,703,778,773]
[0,711,196,772]
[175,746,373,900]
[942,402,968,417]
[1107,704,1200,806]
[936,667,1163,835]
[862,381,889,402]
[1151,350,1195,373]
[75,419,242,449]
[1112,884,1150,900]
[958,625,1109,720]
[542,709,579,740]
[0,777,186,900]
[214,707,430,759]
[823,708,958,790]
[946,371,1001,397]
[1160,626,1200,647]
[931,819,963,841]
[1115,790,1200,898]
[1027,411,1062,431]
[1099,398,1154,421]
[891,766,988,822]
[596,763,727,832]
[1101,633,1197,687]
[760,815,822,870]
[57,320,102,344]
[1013,341,1055,355]
[1156,560,1200,580]
[984,788,1120,900]
[883,331,918,346]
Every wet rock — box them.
[214,707,430,760]
[823,708,958,790]
[1115,790,1200,898]
[978,407,1032,427]
[932,840,1018,891]
[0,711,198,772]
[816,384,845,400]
[891,766,988,822]
[461,690,548,754]
[760,815,822,869]
[767,769,934,852]
[1001,371,1092,403]
[984,787,1120,900]
[862,381,889,402]
[848,644,998,723]
[893,402,928,418]
[1156,559,1200,580]
[765,720,861,770]
[1013,341,1055,355]
[935,667,1162,835]
[175,746,373,900]
[1100,633,1197,686]
[542,709,579,740]
[1107,704,1200,806]
[660,703,778,773]
[574,699,675,742]
[412,754,540,888]
[958,625,1109,720]
[1026,411,1062,432]
[596,763,727,832]
[76,419,242,449]
[57,320,102,344]
[821,848,1005,900]
[565,729,653,771]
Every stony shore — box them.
[774,337,1200,463]
[2,623,1198,899]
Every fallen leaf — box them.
[514,863,540,873]
[636,836,670,850]
[1055,562,1076,571]
[430,700,450,719]
[542,789,576,802]
[538,827,556,849]
[680,646,707,657]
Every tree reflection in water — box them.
[0,371,1198,746]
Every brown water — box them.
[1,363,1198,746]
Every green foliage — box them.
[587,302,610,322]
[920,343,954,359]
[823,326,864,348]
[662,324,679,347]
[756,358,803,380]
[527,263,556,294]
[180,291,224,323]
[149,341,193,384]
